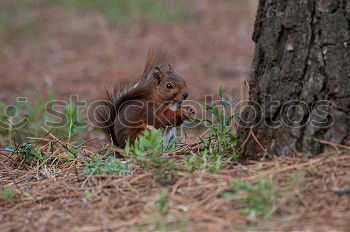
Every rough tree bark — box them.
[237,0,350,156]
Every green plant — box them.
[3,143,52,167]
[0,101,10,138]
[0,88,90,169]
[228,177,276,221]
[84,190,94,202]
[63,103,87,143]
[193,87,237,156]
[0,187,16,200]
[117,128,177,182]
[184,149,222,173]
[83,155,129,175]
[186,88,237,173]
[0,88,56,142]
[0,87,91,148]
[156,189,169,217]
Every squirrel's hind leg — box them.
[128,124,155,144]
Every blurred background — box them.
[0,0,257,104]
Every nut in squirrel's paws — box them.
[182,106,195,120]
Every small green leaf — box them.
[219,86,223,99]
[1,187,16,200]
[84,190,93,202]
[3,146,16,152]
[211,155,222,173]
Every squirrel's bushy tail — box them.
[96,90,118,145]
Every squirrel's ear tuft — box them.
[153,66,163,84]
[167,64,173,72]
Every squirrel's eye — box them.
[166,83,173,89]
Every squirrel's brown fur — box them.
[97,46,194,148]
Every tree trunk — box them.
[237,0,350,157]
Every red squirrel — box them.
[97,47,195,148]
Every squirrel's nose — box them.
[183,93,188,100]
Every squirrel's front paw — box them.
[182,106,195,120]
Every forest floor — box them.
[0,0,349,231]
